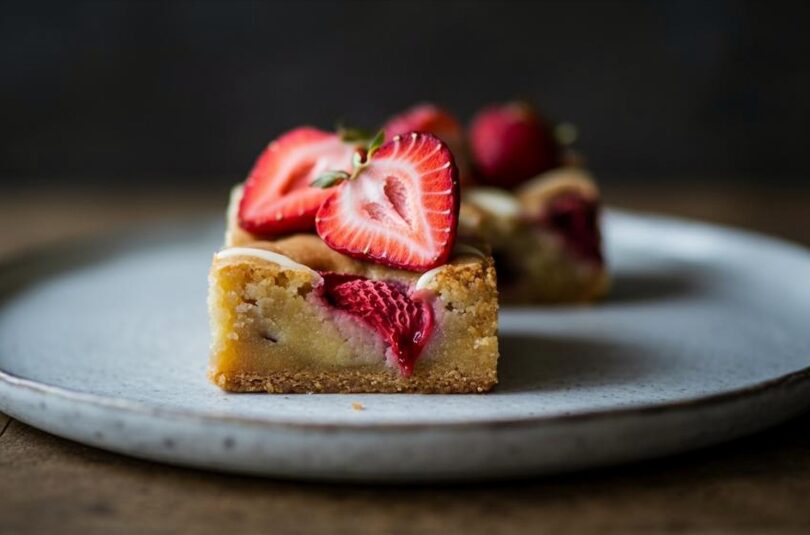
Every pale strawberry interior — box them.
[362,175,415,228]
[332,161,441,263]
[384,176,412,224]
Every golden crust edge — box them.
[209,368,498,394]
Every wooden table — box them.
[2,183,809,534]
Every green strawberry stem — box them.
[311,170,350,188]
[311,130,386,188]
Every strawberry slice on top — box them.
[315,132,459,272]
[383,103,472,185]
[383,103,464,150]
[238,127,358,236]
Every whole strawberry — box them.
[383,103,464,154]
[468,102,560,189]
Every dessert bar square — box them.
[209,236,498,393]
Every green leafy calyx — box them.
[311,130,387,188]
[311,170,351,189]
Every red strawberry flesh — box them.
[320,272,434,376]
[239,127,357,236]
[383,103,464,153]
[383,103,471,184]
[469,102,560,189]
[315,132,459,271]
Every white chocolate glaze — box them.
[464,187,520,219]
[217,243,485,292]
[215,247,322,283]
[453,243,486,258]
[415,244,487,290]
[415,265,446,291]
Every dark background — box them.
[2,0,809,189]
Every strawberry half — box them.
[238,127,358,236]
[320,272,434,376]
[383,103,472,184]
[315,132,459,272]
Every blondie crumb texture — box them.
[208,238,498,394]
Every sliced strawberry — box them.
[238,127,358,236]
[320,272,434,376]
[315,132,459,272]
[383,103,471,184]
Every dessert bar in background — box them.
[384,102,609,303]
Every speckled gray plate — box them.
[1,210,809,482]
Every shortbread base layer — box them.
[210,368,497,394]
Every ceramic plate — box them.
[1,211,809,482]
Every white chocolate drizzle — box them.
[415,265,446,291]
[453,243,486,258]
[215,247,322,283]
[414,243,486,290]
[465,187,521,219]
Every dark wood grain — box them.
[2,415,810,534]
[0,414,9,438]
[1,183,809,534]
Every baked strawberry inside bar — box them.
[208,236,498,393]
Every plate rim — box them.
[2,347,810,433]
[1,208,809,433]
